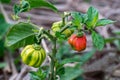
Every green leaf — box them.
[13,0,57,18]
[20,0,30,12]
[56,43,72,60]
[81,14,88,23]
[0,0,11,3]
[26,0,58,12]
[56,66,65,76]
[30,68,46,80]
[0,13,11,40]
[55,31,66,40]
[30,72,40,80]
[0,40,4,57]
[13,4,21,16]
[113,30,120,35]
[13,0,30,18]
[105,37,118,43]
[96,19,115,27]
[0,23,11,39]
[60,66,84,80]
[0,13,5,23]
[79,50,95,66]
[71,12,82,27]
[75,76,84,80]
[86,6,99,28]
[5,22,38,49]
[61,50,95,66]
[92,31,105,50]
[114,40,120,50]
[0,62,6,68]
[61,55,81,65]
[58,51,95,80]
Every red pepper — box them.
[68,34,87,51]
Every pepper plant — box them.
[5,0,115,80]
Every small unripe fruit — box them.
[21,44,46,68]
[51,21,73,37]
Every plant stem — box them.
[42,29,57,80]
[49,40,57,80]
[62,12,71,27]
[62,16,65,26]
[43,30,54,41]
[59,22,72,33]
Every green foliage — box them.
[105,30,120,50]
[30,68,46,80]
[0,13,11,40]
[81,14,88,23]
[55,43,95,79]
[86,6,99,28]
[105,37,117,43]
[71,12,82,27]
[96,19,115,27]
[0,13,11,57]
[75,76,84,80]
[5,22,38,49]
[61,50,95,66]
[56,43,72,60]
[113,30,120,35]
[55,31,66,41]
[56,64,65,76]
[0,62,6,68]
[114,40,120,50]
[59,50,95,80]
[56,43,95,65]
[26,0,58,12]
[0,0,11,3]
[60,66,84,80]
[79,50,95,65]
[58,49,95,65]
[13,0,30,15]
[14,56,21,66]
[13,5,21,16]
[13,0,30,19]
[61,55,82,64]
[0,40,4,57]
[92,31,105,50]
[13,0,57,18]
[113,31,120,49]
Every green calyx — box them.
[33,44,42,50]
[77,32,84,37]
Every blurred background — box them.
[0,0,120,80]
